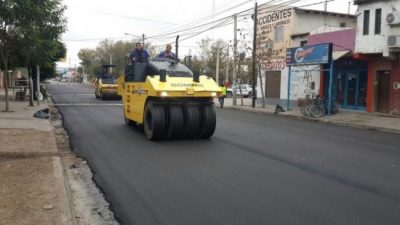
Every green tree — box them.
[0,0,66,110]
[78,39,158,78]
[0,0,20,111]
[196,38,229,84]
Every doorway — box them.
[376,71,390,113]
[335,71,367,110]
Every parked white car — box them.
[226,84,255,98]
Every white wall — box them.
[256,7,355,100]
[355,0,400,54]
[310,26,350,35]
[280,65,321,100]
[292,10,357,37]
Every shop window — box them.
[274,26,284,42]
[375,8,382,34]
[363,10,370,35]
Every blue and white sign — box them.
[286,43,332,66]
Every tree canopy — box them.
[78,39,160,78]
[0,0,67,110]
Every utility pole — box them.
[142,33,145,46]
[324,0,328,25]
[348,1,351,15]
[109,54,113,73]
[216,51,220,84]
[176,35,180,59]
[238,60,243,106]
[29,67,34,106]
[189,52,192,69]
[36,65,40,106]
[225,44,229,84]
[252,2,258,108]
[232,14,238,106]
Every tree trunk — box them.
[258,63,266,108]
[28,66,34,106]
[3,58,10,112]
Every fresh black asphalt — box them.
[49,82,400,225]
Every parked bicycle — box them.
[299,95,339,118]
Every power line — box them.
[94,11,178,25]
[250,0,335,16]
[149,0,253,39]
[65,1,337,44]
[149,0,293,41]
[179,17,247,42]
[64,36,132,42]
[148,0,253,37]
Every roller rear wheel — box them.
[166,105,185,139]
[183,104,201,138]
[144,102,167,140]
[199,105,216,139]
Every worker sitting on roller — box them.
[157,44,177,60]
[129,42,150,63]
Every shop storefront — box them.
[323,58,368,111]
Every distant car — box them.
[226,84,255,98]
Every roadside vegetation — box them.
[0,0,67,111]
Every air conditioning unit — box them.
[386,12,400,25]
[388,35,400,47]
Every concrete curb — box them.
[48,99,78,225]
[225,106,400,135]
[52,156,77,225]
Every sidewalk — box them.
[220,97,400,134]
[0,98,73,225]
[0,90,118,225]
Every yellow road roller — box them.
[95,64,121,100]
[118,58,221,140]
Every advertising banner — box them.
[286,43,332,66]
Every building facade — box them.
[256,5,357,102]
[354,0,400,114]
[304,28,372,111]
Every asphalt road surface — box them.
[49,82,400,225]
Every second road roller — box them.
[118,57,222,140]
[95,64,121,100]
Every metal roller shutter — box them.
[265,71,281,98]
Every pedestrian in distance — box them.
[219,83,227,108]
[157,44,177,60]
[129,42,150,63]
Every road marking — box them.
[53,103,123,106]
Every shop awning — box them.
[333,50,350,60]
